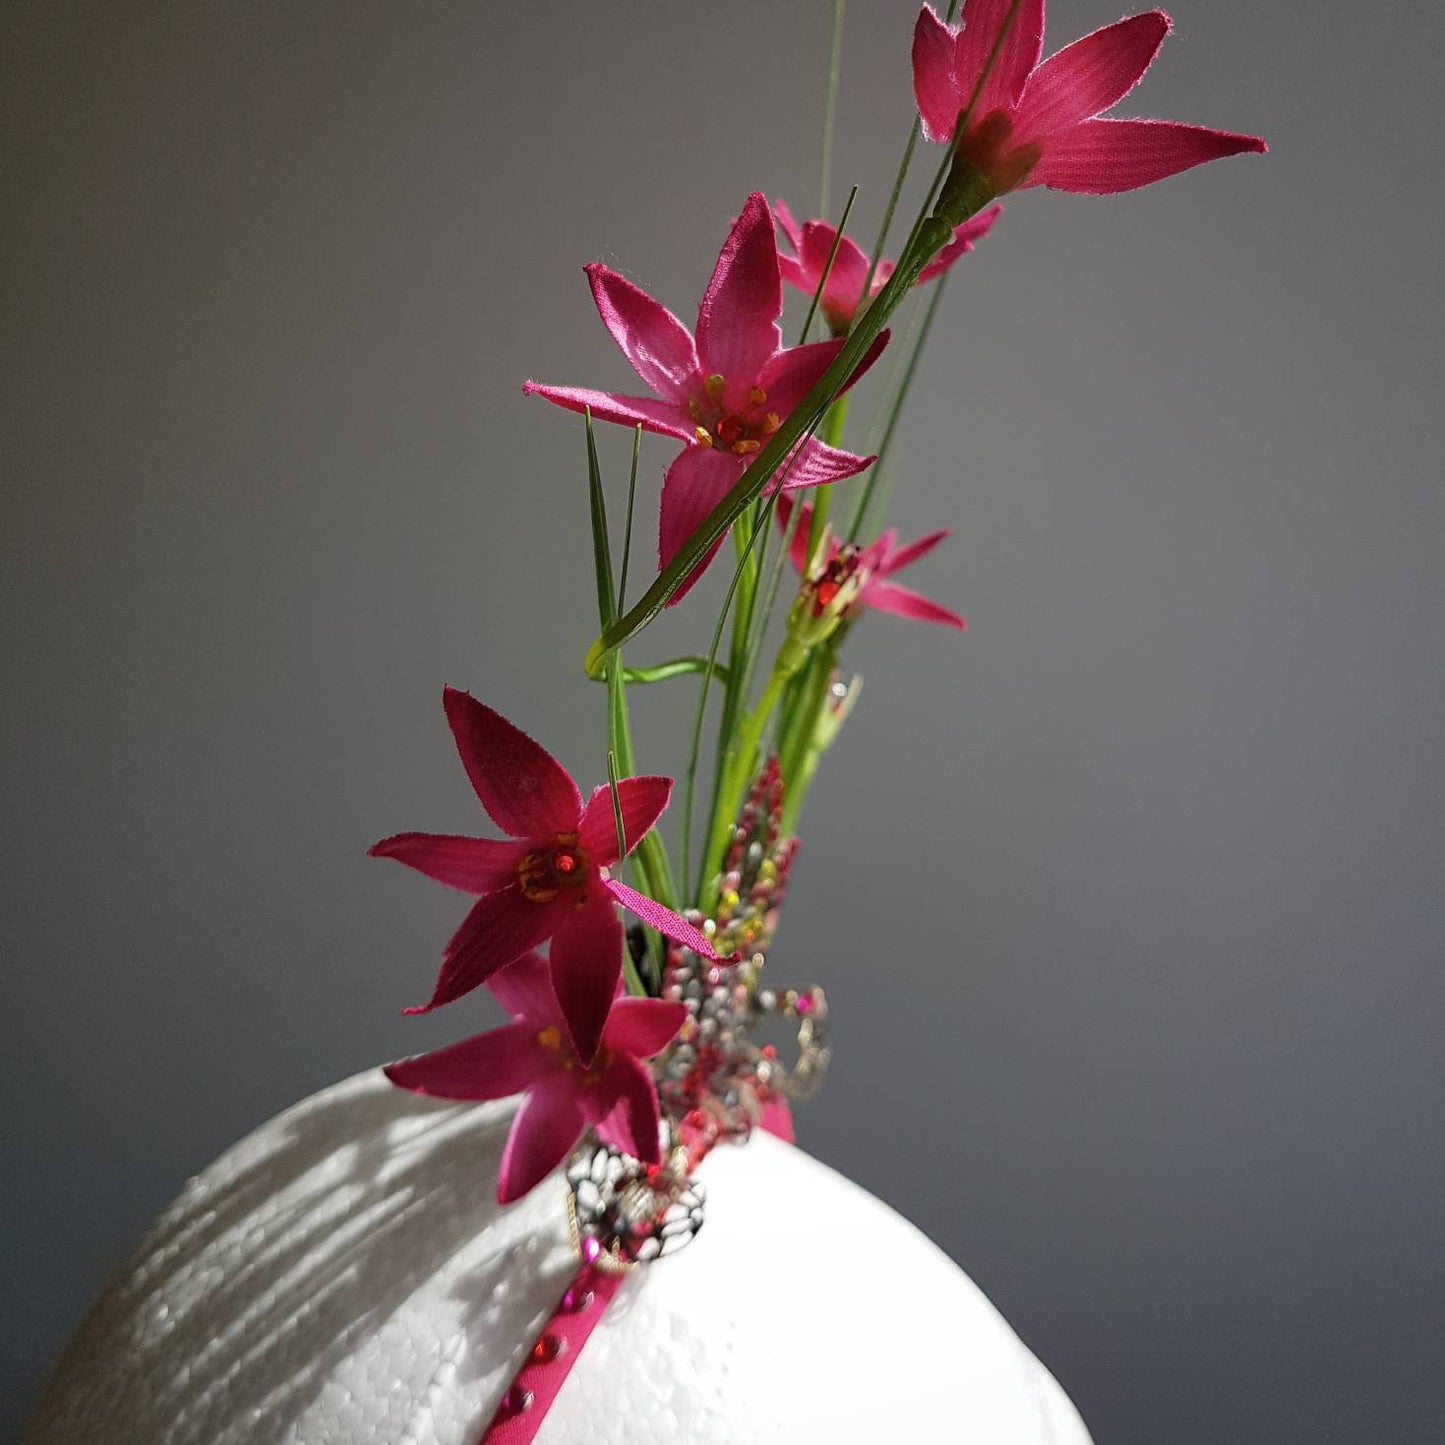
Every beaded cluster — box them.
[562,757,831,1269]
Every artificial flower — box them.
[524,193,889,600]
[386,946,687,1204]
[912,1,1266,196]
[371,687,713,1060]
[777,496,966,629]
[774,200,1002,335]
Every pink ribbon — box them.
[480,1262,626,1443]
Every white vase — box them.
[28,1067,1091,1444]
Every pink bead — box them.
[580,1236,602,1264]
[530,1331,565,1364]
[501,1385,533,1416]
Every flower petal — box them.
[774,200,816,295]
[859,529,896,575]
[863,579,967,629]
[793,220,839,281]
[583,263,700,403]
[841,326,892,394]
[1015,11,1170,140]
[913,5,965,143]
[603,878,719,960]
[956,0,1044,115]
[405,887,565,1014]
[696,193,782,384]
[549,893,624,1064]
[777,252,812,294]
[773,494,827,576]
[384,1022,544,1101]
[809,225,872,320]
[657,444,739,602]
[883,527,952,575]
[442,687,582,837]
[520,382,694,441]
[498,1073,585,1204]
[584,1053,663,1165]
[755,338,845,419]
[487,950,560,1028]
[772,197,806,254]
[367,832,524,894]
[602,997,689,1059]
[1028,116,1267,194]
[917,204,1002,283]
[578,776,673,866]
[760,330,891,439]
[776,435,876,492]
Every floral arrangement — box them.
[370,0,1262,1429]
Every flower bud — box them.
[785,543,868,651]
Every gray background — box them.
[4,1,1442,1440]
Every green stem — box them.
[606,649,677,913]
[716,510,760,810]
[777,648,825,788]
[778,644,839,834]
[594,656,730,686]
[805,395,850,568]
[621,948,648,999]
[680,494,775,902]
[703,637,811,893]
[783,728,829,840]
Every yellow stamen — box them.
[748,386,767,406]
[695,427,713,447]
[704,373,726,403]
[731,439,761,455]
[537,1025,563,1051]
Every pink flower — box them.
[523,193,889,601]
[912,1,1266,196]
[386,945,686,1204]
[774,200,1002,336]
[777,497,967,630]
[370,687,713,1061]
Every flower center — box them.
[687,374,782,456]
[579,1045,613,1085]
[956,109,1042,195]
[516,832,589,903]
[808,544,865,617]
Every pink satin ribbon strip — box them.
[480,1262,626,1444]
[481,1117,794,1441]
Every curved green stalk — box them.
[591,656,730,686]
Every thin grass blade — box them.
[585,409,616,630]
[617,424,641,612]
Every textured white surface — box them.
[29,1068,1091,1444]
